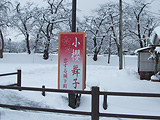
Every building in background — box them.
[136,26,160,81]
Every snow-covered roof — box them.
[150,26,160,45]
[135,46,152,53]
[155,47,160,53]
[154,26,160,39]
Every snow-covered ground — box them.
[0,53,160,120]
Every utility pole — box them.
[119,0,123,70]
[72,0,76,32]
[69,0,78,109]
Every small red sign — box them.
[58,32,85,90]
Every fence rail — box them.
[0,85,159,119]
[0,72,17,77]
[0,103,91,116]
[100,91,160,97]
[0,70,21,87]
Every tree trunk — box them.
[93,37,98,61]
[0,29,4,58]
[26,33,31,54]
[93,43,98,61]
[108,34,111,64]
[93,53,98,61]
[139,40,143,48]
[43,42,50,60]
[43,49,49,60]
[43,22,53,60]
[108,49,111,64]
[0,49,3,58]
[154,52,159,74]
[34,33,40,53]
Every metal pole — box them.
[72,0,76,32]
[119,0,123,70]
[91,87,99,120]
[69,0,77,109]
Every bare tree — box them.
[0,0,11,58]
[41,0,71,59]
[128,0,157,48]
[11,3,36,54]
[84,17,106,61]
[30,7,45,53]
[82,0,158,63]
[84,3,120,61]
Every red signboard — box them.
[58,32,85,91]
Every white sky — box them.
[11,0,160,18]
[77,0,160,18]
[77,0,132,17]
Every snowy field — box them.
[0,53,160,120]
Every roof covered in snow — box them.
[154,26,160,38]
[150,26,160,45]
[135,26,160,53]
[135,46,152,53]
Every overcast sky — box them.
[77,0,160,18]
[11,0,160,18]
[77,0,131,17]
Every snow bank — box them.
[0,53,159,120]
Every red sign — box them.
[58,32,85,90]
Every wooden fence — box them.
[0,70,21,87]
[0,85,159,120]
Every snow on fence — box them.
[0,86,159,120]
[0,70,21,87]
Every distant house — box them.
[136,26,160,80]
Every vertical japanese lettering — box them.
[71,65,80,77]
[71,49,80,61]
[73,78,80,89]
[63,58,68,88]
[72,37,80,47]
[71,65,81,89]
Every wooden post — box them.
[69,93,76,109]
[91,86,99,120]
[17,70,21,87]
[103,95,108,110]
[42,85,45,96]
